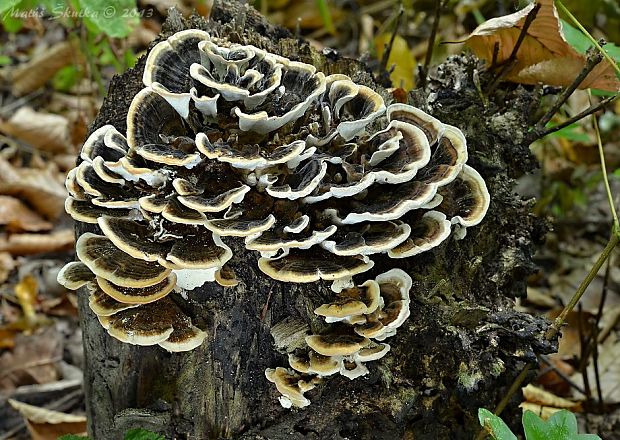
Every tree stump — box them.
[77,2,555,438]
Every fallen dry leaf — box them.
[0,328,17,349]
[15,275,39,323]
[8,399,87,440]
[573,332,620,404]
[519,402,564,419]
[537,356,575,396]
[0,107,72,154]
[0,196,52,232]
[547,310,594,358]
[0,328,62,391]
[0,157,67,219]
[0,251,15,283]
[465,0,620,91]
[522,384,581,410]
[7,40,81,96]
[375,34,416,91]
[0,229,74,255]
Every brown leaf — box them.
[522,384,581,410]
[0,157,67,219]
[547,309,594,358]
[15,275,38,323]
[0,251,15,284]
[0,229,74,255]
[0,107,72,154]
[0,196,52,232]
[0,328,17,349]
[375,34,417,91]
[9,399,87,440]
[465,0,620,91]
[0,328,62,391]
[518,402,564,419]
[8,40,82,96]
[573,333,620,404]
[536,356,575,396]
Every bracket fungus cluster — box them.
[57,29,489,400]
[266,268,412,408]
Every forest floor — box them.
[0,0,619,438]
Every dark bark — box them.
[77,2,556,439]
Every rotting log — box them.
[76,2,555,438]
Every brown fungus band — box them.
[57,30,489,397]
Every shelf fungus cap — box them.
[258,251,374,283]
[76,233,172,288]
[314,280,381,322]
[441,164,490,229]
[103,296,206,351]
[95,274,176,305]
[305,333,370,357]
[57,262,95,290]
[265,367,317,408]
[143,29,211,118]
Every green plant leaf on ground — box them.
[124,428,165,440]
[478,408,518,440]
[77,0,139,38]
[523,410,601,440]
[545,122,591,142]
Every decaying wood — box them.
[77,2,555,438]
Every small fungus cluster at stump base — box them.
[64,3,556,439]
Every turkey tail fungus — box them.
[61,2,554,438]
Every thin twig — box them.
[577,302,592,401]
[486,3,541,95]
[593,260,610,410]
[380,5,404,73]
[530,94,618,141]
[534,49,604,129]
[418,0,444,88]
[490,42,500,68]
[592,320,603,410]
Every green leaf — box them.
[0,55,12,66]
[1,13,23,32]
[0,0,23,14]
[561,19,620,62]
[123,428,165,440]
[58,435,89,440]
[545,123,591,143]
[523,410,601,440]
[561,19,591,54]
[77,0,139,38]
[52,65,80,91]
[478,408,518,440]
